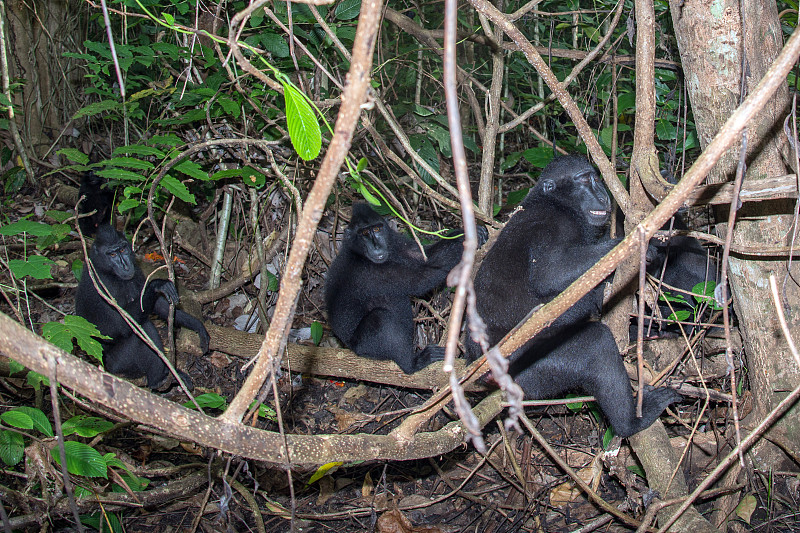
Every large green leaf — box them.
[334,0,361,20]
[283,83,321,161]
[103,157,155,170]
[0,430,24,466]
[52,441,108,478]
[7,407,53,437]
[8,256,55,280]
[73,100,122,119]
[161,175,197,204]
[42,315,109,361]
[0,220,53,237]
[62,416,114,438]
[57,148,89,165]
[113,144,166,158]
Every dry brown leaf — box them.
[549,453,603,507]
[376,509,444,533]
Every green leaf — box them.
[265,270,279,291]
[117,198,140,213]
[162,12,175,26]
[307,461,343,484]
[0,430,24,466]
[522,147,554,168]
[659,290,689,305]
[505,188,529,207]
[45,210,73,223]
[150,134,183,147]
[72,259,83,281]
[216,94,241,118]
[73,100,122,119]
[8,360,24,375]
[413,104,434,117]
[57,148,89,165]
[356,157,368,173]
[42,315,109,362]
[114,471,150,492]
[52,441,108,478]
[81,512,122,532]
[283,84,322,161]
[408,135,439,185]
[97,168,144,182]
[249,402,277,421]
[0,220,53,237]
[113,144,166,158]
[36,223,71,250]
[311,321,323,346]
[334,0,360,19]
[358,183,381,206]
[692,281,722,309]
[602,426,614,449]
[161,175,197,204]
[26,371,49,390]
[62,415,114,438]
[261,33,290,58]
[1,410,33,430]
[8,256,55,280]
[425,123,452,158]
[241,167,266,188]
[617,92,636,112]
[11,407,53,437]
[667,309,691,322]
[627,464,646,479]
[174,160,208,180]
[184,392,228,410]
[103,157,155,170]
[656,119,677,141]
[501,151,524,172]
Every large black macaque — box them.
[77,172,113,236]
[466,155,681,437]
[325,203,486,374]
[75,225,209,389]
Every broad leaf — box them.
[283,83,321,161]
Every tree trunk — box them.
[5,0,84,159]
[669,0,799,469]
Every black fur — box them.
[77,172,113,236]
[75,225,209,389]
[467,155,680,437]
[325,203,486,373]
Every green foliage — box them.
[182,392,277,421]
[283,83,322,161]
[311,320,323,346]
[7,255,55,280]
[52,441,109,478]
[660,280,722,324]
[62,415,115,438]
[0,430,24,466]
[0,406,54,466]
[42,315,110,363]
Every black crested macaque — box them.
[77,172,113,236]
[326,203,487,374]
[75,225,209,389]
[466,155,681,438]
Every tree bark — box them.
[670,0,800,470]
[4,0,83,158]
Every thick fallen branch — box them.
[205,323,476,391]
[0,311,503,466]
